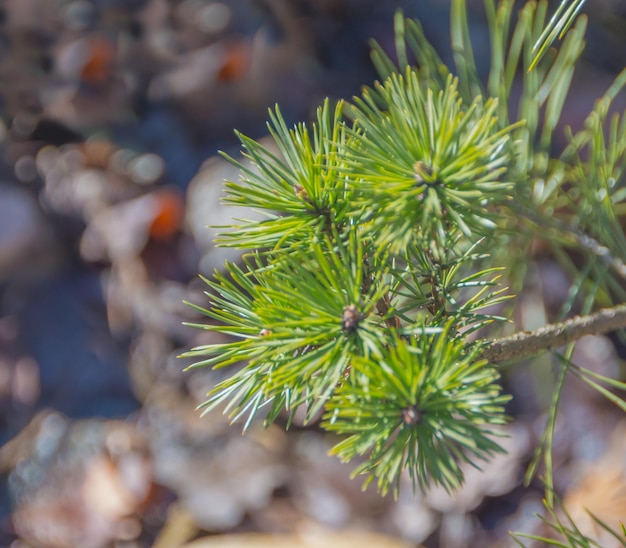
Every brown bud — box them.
[413,161,431,183]
[342,304,361,333]
[401,405,422,426]
[294,183,310,202]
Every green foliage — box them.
[347,71,518,250]
[512,496,626,547]
[324,324,509,496]
[185,230,397,426]
[183,0,626,543]
[216,100,353,252]
[183,68,513,492]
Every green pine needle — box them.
[324,324,510,496]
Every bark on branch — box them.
[479,303,626,362]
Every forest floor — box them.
[1,1,626,547]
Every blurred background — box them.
[0,0,626,546]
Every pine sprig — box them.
[346,70,519,251]
[217,99,354,251]
[183,6,626,538]
[184,6,518,495]
[183,229,399,425]
[324,325,510,496]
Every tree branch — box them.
[479,303,626,362]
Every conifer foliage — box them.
[183,0,626,541]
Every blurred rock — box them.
[5,413,154,548]
[564,420,626,547]
[129,152,165,185]
[290,431,392,532]
[390,490,437,544]
[148,39,251,101]
[185,142,274,275]
[38,142,140,219]
[425,424,529,514]
[183,528,415,548]
[80,188,183,263]
[175,1,232,38]
[153,432,288,530]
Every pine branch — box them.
[480,303,626,362]
[185,3,626,515]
